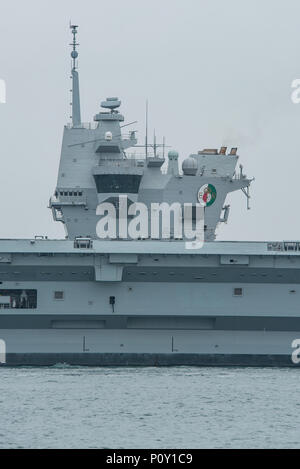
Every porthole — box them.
[54,291,64,300]
[233,287,243,297]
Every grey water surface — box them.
[0,366,299,449]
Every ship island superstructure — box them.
[0,26,299,366]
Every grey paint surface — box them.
[1,0,300,242]
[0,13,300,365]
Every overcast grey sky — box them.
[0,0,299,241]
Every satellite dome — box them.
[168,150,179,160]
[182,156,198,176]
[105,131,113,141]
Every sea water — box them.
[0,366,299,449]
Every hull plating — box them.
[0,329,299,366]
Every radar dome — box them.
[182,156,198,176]
[168,150,179,160]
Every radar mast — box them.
[70,24,81,126]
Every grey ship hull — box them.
[0,239,299,367]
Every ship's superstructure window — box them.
[94,174,142,193]
[233,288,243,296]
[0,289,37,309]
[59,191,83,197]
[54,291,64,300]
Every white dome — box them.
[105,131,113,141]
[182,156,198,176]
[168,150,179,160]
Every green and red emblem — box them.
[197,184,217,207]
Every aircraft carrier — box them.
[0,26,299,366]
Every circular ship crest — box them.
[197,184,217,207]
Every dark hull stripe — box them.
[1,353,299,367]
[1,315,300,331]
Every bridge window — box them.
[94,174,142,193]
